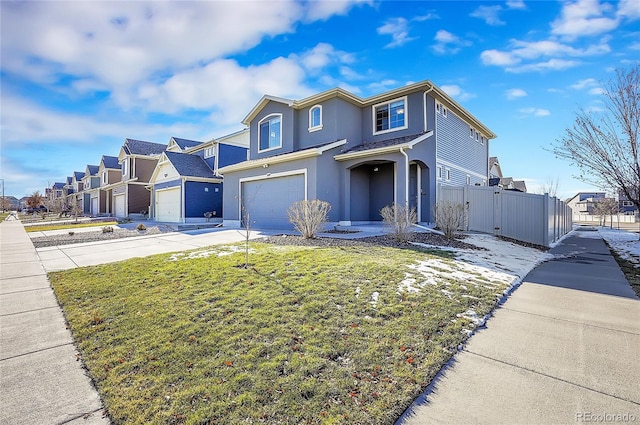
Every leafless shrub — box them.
[102,226,114,233]
[380,203,417,244]
[433,201,466,239]
[288,199,331,239]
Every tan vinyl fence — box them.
[437,185,573,247]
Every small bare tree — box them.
[536,177,560,197]
[288,199,331,239]
[592,197,619,228]
[433,201,466,239]
[380,203,417,244]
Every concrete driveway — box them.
[35,228,268,272]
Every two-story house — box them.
[67,171,85,213]
[111,138,166,219]
[97,155,121,215]
[81,164,101,215]
[218,80,496,229]
[148,131,248,223]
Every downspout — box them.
[400,147,410,224]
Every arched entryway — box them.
[349,161,395,222]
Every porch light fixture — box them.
[263,164,269,168]
[373,167,379,172]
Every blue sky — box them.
[1,0,638,200]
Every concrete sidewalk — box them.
[0,220,109,424]
[399,229,640,424]
[36,227,267,272]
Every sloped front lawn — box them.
[50,242,515,424]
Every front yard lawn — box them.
[50,242,512,424]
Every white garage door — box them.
[156,188,181,222]
[114,194,126,218]
[241,174,305,229]
[91,197,99,216]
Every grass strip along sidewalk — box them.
[50,241,512,424]
[25,221,118,232]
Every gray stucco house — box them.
[218,80,496,229]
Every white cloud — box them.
[519,107,551,117]
[617,0,640,20]
[506,0,527,10]
[506,88,527,99]
[551,0,620,40]
[570,78,599,90]
[481,38,609,72]
[304,0,372,22]
[0,94,201,145]
[440,85,475,102]
[377,17,416,48]
[470,5,505,26]
[432,30,472,55]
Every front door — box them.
[409,163,418,215]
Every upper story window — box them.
[102,171,107,184]
[258,114,282,152]
[309,105,322,132]
[204,147,215,158]
[470,127,475,139]
[436,102,448,117]
[122,159,127,176]
[373,97,407,135]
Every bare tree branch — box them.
[552,64,640,209]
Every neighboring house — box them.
[149,132,248,223]
[488,157,526,192]
[219,80,496,229]
[97,155,122,215]
[46,182,65,200]
[64,176,74,207]
[82,165,101,215]
[566,192,607,214]
[3,196,20,210]
[69,171,85,212]
[111,138,166,218]
[618,190,638,215]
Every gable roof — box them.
[164,151,214,178]
[242,80,496,139]
[66,176,73,185]
[85,165,99,176]
[52,182,65,190]
[170,137,203,150]
[101,155,120,170]
[122,138,166,156]
[73,171,85,181]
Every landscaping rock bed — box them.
[31,225,174,248]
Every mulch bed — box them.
[263,231,483,250]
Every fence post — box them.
[543,193,550,247]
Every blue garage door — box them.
[241,174,305,229]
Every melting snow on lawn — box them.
[597,227,640,266]
[399,233,553,296]
[169,245,252,261]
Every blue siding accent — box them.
[218,144,248,168]
[185,181,223,218]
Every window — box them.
[623,200,633,207]
[102,171,107,184]
[373,97,407,134]
[436,102,447,117]
[437,165,442,179]
[204,147,215,158]
[445,168,451,181]
[481,136,486,145]
[309,105,322,131]
[476,132,480,142]
[258,114,282,151]
[122,159,127,176]
[470,128,475,139]
[466,175,471,185]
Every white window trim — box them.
[204,146,215,158]
[122,159,127,176]
[437,165,443,180]
[372,96,408,136]
[308,105,323,132]
[445,168,451,181]
[258,113,283,153]
[470,127,475,139]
